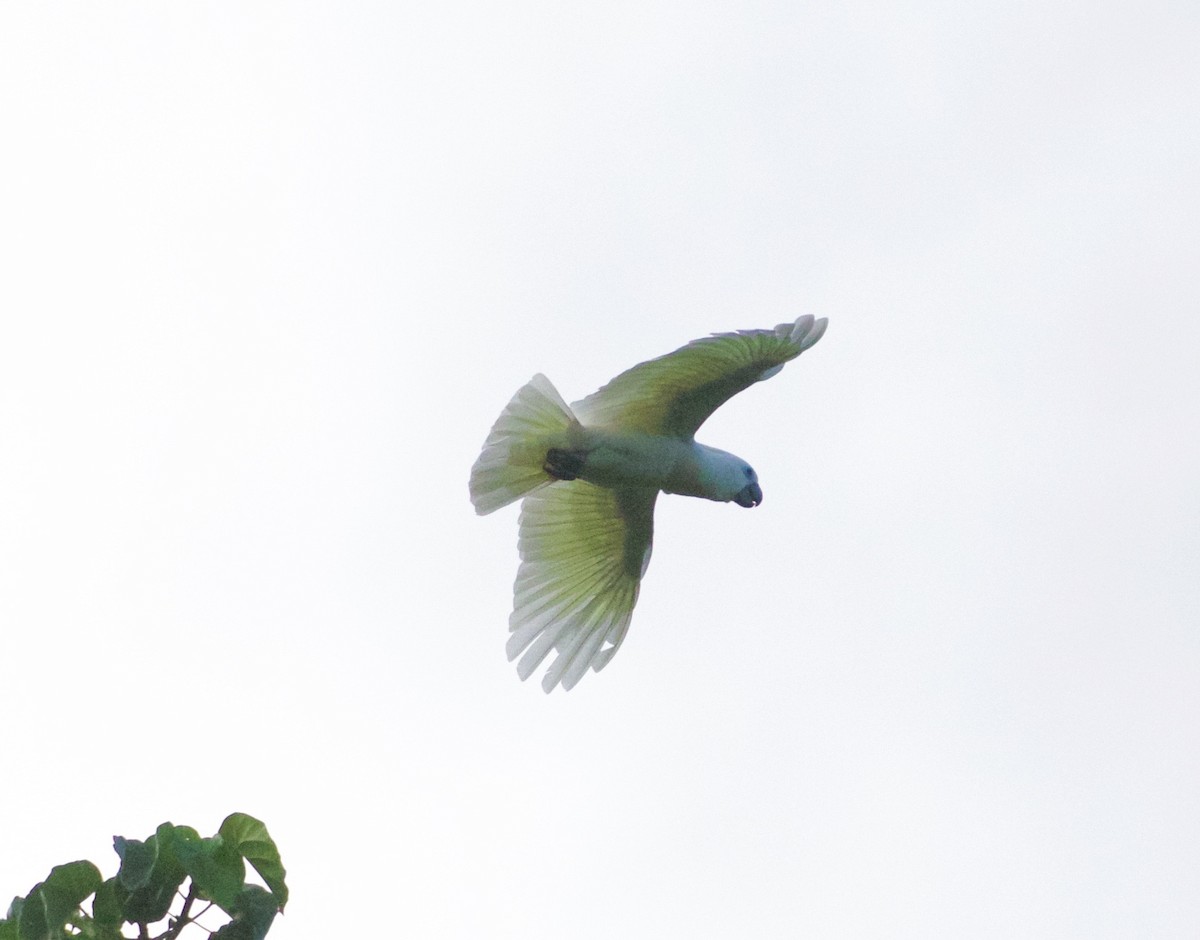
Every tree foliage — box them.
[0,813,287,940]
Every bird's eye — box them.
[744,467,756,481]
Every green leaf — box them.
[13,861,102,940]
[218,814,288,911]
[15,887,47,940]
[38,860,101,929]
[172,831,244,914]
[113,837,155,892]
[90,878,123,928]
[209,886,279,940]
[115,827,186,925]
[0,918,16,940]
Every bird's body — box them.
[470,314,828,691]
[546,428,749,502]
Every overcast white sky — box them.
[2,2,1198,937]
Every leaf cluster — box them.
[0,813,287,940]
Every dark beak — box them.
[734,482,763,508]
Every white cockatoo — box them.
[469,314,828,692]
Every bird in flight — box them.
[470,314,828,692]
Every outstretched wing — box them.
[507,482,657,692]
[573,314,828,439]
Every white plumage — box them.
[470,314,828,691]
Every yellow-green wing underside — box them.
[573,314,827,439]
[508,481,658,692]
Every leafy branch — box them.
[1,813,287,940]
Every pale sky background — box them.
[2,3,1198,937]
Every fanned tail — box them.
[469,374,579,515]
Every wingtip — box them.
[776,314,828,352]
[802,316,828,350]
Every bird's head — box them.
[696,445,762,508]
[732,464,763,508]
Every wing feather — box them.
[573,314,827,438]
[508,482,656,692]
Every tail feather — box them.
[469,374,579,515]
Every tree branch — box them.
[158,883,198,940]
